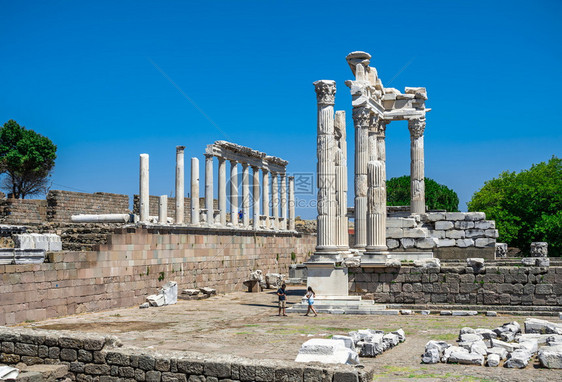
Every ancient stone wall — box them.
[349,263,562,306]
[0,326,370,382]
[47,190,130,223]
[0,227,316,325]
[0,199,48,225]
[132,195,212,222]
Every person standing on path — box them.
[304,286,318,317]
[277,283,287,316]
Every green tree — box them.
[0,120,57,199]
[467,156,562,257]
[386,175,459,212]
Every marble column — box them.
[353,106,370,250]
[288,176,295,231]
[139,154,149,222]
[230,160,238,226]
[334,110,349,250]
[205,154,214,225]
[252,166,260,230]
[159,195,168,224]
[191,157,200,224]
[408,118,426,215]
[175,146,185,224]
[272,172,279,230]
[218,158,227,226]
[280,173,287,230]
[314,80,337,252]
[366,120,387,252]
[242,163,250,227]
[262,169,270,229]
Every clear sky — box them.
[1,0,561,219]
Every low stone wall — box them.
[0,226,315,325]
[349,263,562,306]
[47,190,130,223]
[0,327,371,382]
[0,198,47,225]
[132,195,212,223]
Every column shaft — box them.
[335,110,348,249]
[288,176,295,231]
[272,173,279,229]
[242,163,250,227]
[191,157,200,224]
[218,158,227,226]
[230,161,238,226]
[280,173,287,230]
[262,170,270,229]
[159,195,168,224]
[252,167,260,230]
[205,155,214,224]
[139,154,149,222]
[175,146,185,224]
[353,107,370,250]
[366,160,387,251]
[408,118,426,214]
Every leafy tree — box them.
[468,156,562,256]
[0,120,57,199]
[386,175,459,212]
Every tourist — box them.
[238,210,244,221]
[277,283,287,316]
[304,286,318,317]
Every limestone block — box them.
[402,228,428,238]
[485,229,499,238]
[415,237,437,249]
[430,230,445,239]
[425,340,449,358]
[440,310,452,316]
[460,327,475,335]
[386,218,416,228]
[531,242,548,257]
[490,339,520,353]
[295,339,359,365]
[519,340,538,355]
[401,238,416,249]
[146,294,165,307]
[525,318,562,335]
[537,257,550,267]
[465,229,485,238]
[385,259,401,268]
[446,230,465,239]
[266,273,284,288]
[538,345,562,369]
[475,328,497,339]
[487,347,508,360]
[475,220,495,229]
[160,281,177,305]
[495,243,508,258]
[505,349,531,368]
[445,212,466,221]
[382,333,400,347]
[522,257,538,266]
[386,227,404,239]
[331,335,355,351]
[342,257,361,268]
[421,310,430,315]
[13,234,35,249]
[456,238,474,248]
[0,366,19,379]
[464,212,486,221]
[447,350,484,365]
[139,303,149,309]
[414,258,440,269]
[467,258,485,268]
[422,347,439,364]
[386,239,400,249]
[487,353,500,367]
[426,213,445,222]
[182,289,200,296]
[455,221,474,230]
[14,249,45,264]
[436,238,456,247]
[475,238,495,247]
[435,221,453,230]
[45,234,62,251]
[0,249,14,264]
[200,287,217,295]
[393,329,406,342]
[442,346,466,363]
[459,333,483,343]
[486,311,498,317]
[31,233,49,250]
[358,340,384,357]
[470,341,488,356]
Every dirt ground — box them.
[20,286,561,382]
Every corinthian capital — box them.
[408,118,426,139]
[313,80,336,105]
[352,107,371,128]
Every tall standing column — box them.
[175,146,185,224]
[280,173,287,230]
[272,172,279,230]
[262,169,270,229]
[288,176,295,231]
[205,154,214,225]
[218,158,227,226]
[353,106,370,251]
[408,118,426,215]
[230,160,239,226]
[242,163,250,227]
[314,80,337,252]
[334,110,349,250]
[252,166,260,230]
[191,157,200,224]
[366,119,387,252]
[139,154,149,222]
[159,195,168,224]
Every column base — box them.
[304,261,349,297]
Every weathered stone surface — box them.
[487,347,508,360]
[475,238,495,247]
[447,350,484,365]
[422,347,439,364]
[435,221,453,230]
[487,353,500,367]
[295,339,359,365]
[441,346,466,363]
[538,345,562,369]
[525,318,562,335]
[531,242,548,257]
[414,258,440,269]
[467,258,484,268]
[436,239,456,247]
[495,243,508,258]
[456,238,474,248]
[505,349,532,368]
[445,213,466,221]
[415,238,438,249]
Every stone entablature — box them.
[205,140,288,174]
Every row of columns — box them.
[137,147,296,231]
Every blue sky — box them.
[1,0,561,219]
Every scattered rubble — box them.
[141,281,180,308]
[422,318,562,369]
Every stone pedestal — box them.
[191,157,200,225]
[205,154,214,225]
[306,263,349,297]
[139,154,149,222]
[175,146,185,224]
[408,118,426,215]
